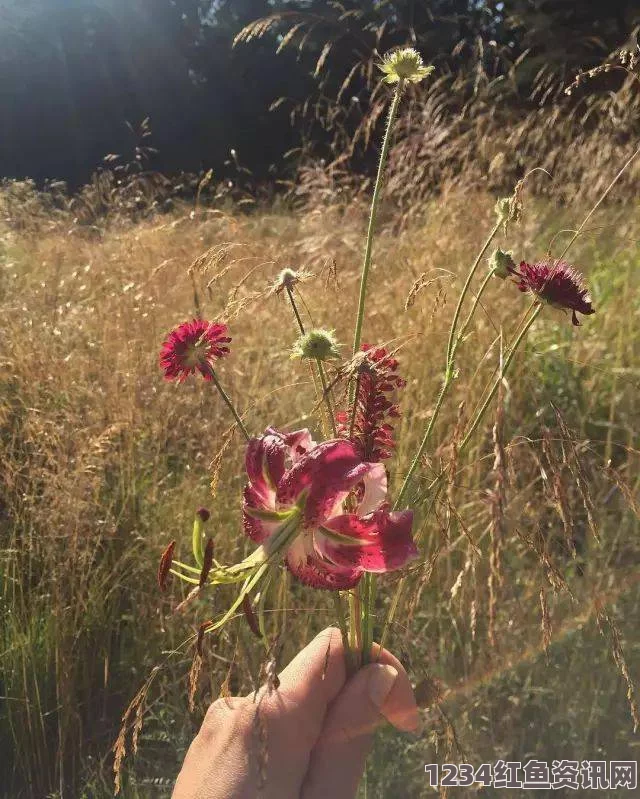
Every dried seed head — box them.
[494,197,511,226]
[158,540,176,591]
[292,328,341,362]
[274,268,299,294]
[488,248,516,280]
[379,47,434,84]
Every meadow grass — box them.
[1,186,639,797]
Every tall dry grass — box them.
[1,173,639,797]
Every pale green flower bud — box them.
[379,47,434,84]
[488,248,516,280]
[292,329,341,362]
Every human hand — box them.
[172,626,421,799]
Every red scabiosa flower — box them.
[510,260,595,326]
[159,319,231,382]
[336,345,406,462]
[243,427,417,589]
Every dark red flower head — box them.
[512,260,595,326]
[160,319,231,382]
[336,344,406,461]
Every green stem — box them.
[332,591,356,676]
[348,588,362,670]
[348,80,404,667]
[207,366,250,442]
[459,303,541,454]
[317,360,338,437]
[393,223,500,510]
[394,374,450,510]
[286,285,306,334]
[452,268,497,363]
[360,573,376,665]
[446,220,501,366]
[285,283,332,433]
[351,79,405,365]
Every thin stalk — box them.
[317,360,338,437]
[285,284,331,434]
[332,591,356,676]
[286,285,306,334]
[459,303,541,454]
[207,366,250,442]
[394,375,450,510]
[556,142,640,263]
[349,588,362,670]
[446,221,501,367]
[394,226,500,510]
[452,268,496,362]
[348,370,362,441]
[351,79,405,364]
[360,573,376,665]
[382,306,541,649]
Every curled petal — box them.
[317,509,417,573]
[280,428,317,463]
[285,534,361,590]
[244,432,288,504]
[357,462,387,516]
[242,486,289,544]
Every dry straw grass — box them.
[1,151,640,796]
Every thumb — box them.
[301,661,419,799]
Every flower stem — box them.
[393,373,450,509]
[382,302,541,650]
[284,284,331,433]
[286,285,306,335]
[317,360,338,437]
[207,366,250,442]
[393,219,500,510]
[351,79,405,366]
[459,303,541,454]
[348,79,404,668]
[446,220,501,366]
[332,591,356,676]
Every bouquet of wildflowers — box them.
[156,48,596,679]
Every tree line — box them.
[0,0,637,187]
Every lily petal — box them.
[317,509,417,573]
[276,439,372,526]
[285,533,361,589]
[280,428,317,463]
[357,462,387,516]
[242,485,282,543]
[245,432,288,505]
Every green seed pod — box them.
[292,329,341,362]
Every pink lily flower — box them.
[243,427,417,589]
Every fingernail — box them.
[367,664,398,709]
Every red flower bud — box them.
[198,537,214,588]
[158,540,176,591]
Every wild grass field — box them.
[1,174,639,798]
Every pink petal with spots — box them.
[285,534,361,590]
[317,509,417,573]
[276,439,375,527]
[242,485,282,543]
[244,432,288,504]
